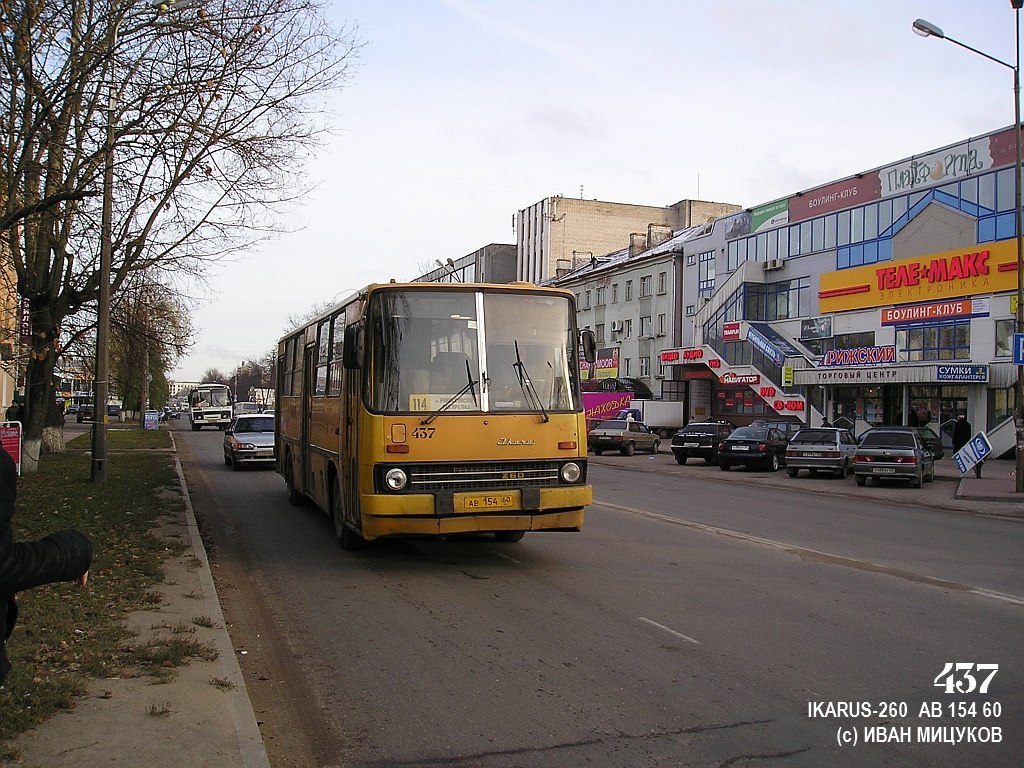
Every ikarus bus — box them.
[276,282,597,549]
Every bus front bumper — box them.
[360,485,591,539]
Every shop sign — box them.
[747,326,784,366]
[723,322,741,341]
[881,298,989,326]
[936,365,988,383]
[789,174,881,223]
[880,136,993,197]
[720,372,760,385]
[818,345,896,367]
[818,239,1017,313]
[583,393,632,423]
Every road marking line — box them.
[595,501,1024,607]
[638,616,701,644]
[490,550,522,565]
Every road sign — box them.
[953,430,993,476]
[1014,333,1024,365]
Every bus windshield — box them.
[193,387,230,407]
[367,288,579,415]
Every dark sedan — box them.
[853,427,935,488]
[670,421,736,465]
[718,426,789,472]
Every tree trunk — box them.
[20,308,61,474]
[41,425,66,454]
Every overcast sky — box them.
[170,0,1020,382]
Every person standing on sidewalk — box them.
[951,414,983,478]
[0,446,92,686]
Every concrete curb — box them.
[170,432,271,768]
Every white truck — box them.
[618,400,687,439]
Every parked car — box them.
[76,403,95,423]
[107,403,122,420]
[580,377,655,399]
[223,414,276,470]
[785,427,858,478]
[751,419,803,441]
[911,425,945,460]
[587,419,660,456]
[853,427,935,488]
[718,425,789,472]
[670,421,736,465]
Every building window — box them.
[640,275,652,298]
[995,319,1014,357]
[639,356,650,376]
[625,281,633,301]
[595,287,605,306]
[698,250,716,292]
[896,322,970,361]
[595,323,605,344]
[624,318,633,338]
[583,290,591,309]
[623,357,632,376]
[685,305,695,316]
[640,316,652,337]
[658,313,667,335]
[687,254,696,266]
[657,272,667,294]
[612,284,619,303]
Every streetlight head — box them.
[435,260,444,268]
[912,18,945,39]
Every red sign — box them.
[773,400,805,412]
[789,174,881,223]
[723,323,741,342]
[1,423,21,475]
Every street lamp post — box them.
[913,6,1024,492]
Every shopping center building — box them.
[563,124,1022,447]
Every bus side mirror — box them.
[343,323,364,369]
[580,328,596,364]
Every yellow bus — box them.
[275,281,596,549]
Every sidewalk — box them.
[943,456,1024,504]
[4,445,270,768]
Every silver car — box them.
[223,414,276,470]
[785,427,858,478]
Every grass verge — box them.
[0,428,185,748]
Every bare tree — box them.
[0,0,361,471]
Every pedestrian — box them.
[0,446,92,686]
[950,414,983,478]
[4,400,21,423]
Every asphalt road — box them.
[174,423,1024,768]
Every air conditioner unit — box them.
[763,258,784,271]
[611,321,624,332]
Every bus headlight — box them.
[560,462,582,483]
[384,468,408,491]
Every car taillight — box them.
[757,442,768,453]
[822,450,840,458]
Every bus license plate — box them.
[463,493,515,510]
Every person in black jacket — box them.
[0,446,92,686]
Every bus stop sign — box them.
[1014,332,1024,365]
[953,431,993,476]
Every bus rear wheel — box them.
[333,477,364,551]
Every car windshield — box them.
[595,420,628,430]
[729,427,767,440]
[861,431,915,448]
[235,417,274,433]
[790,430,835,445]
